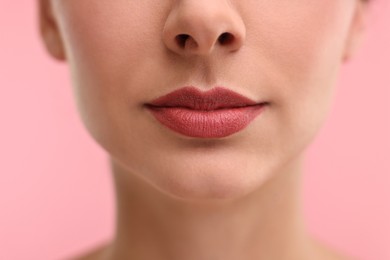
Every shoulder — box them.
[309,238,358,260]
[66,243,111,260]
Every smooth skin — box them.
[38,0,369,259]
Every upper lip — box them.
[145,86,267,111]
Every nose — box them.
[162,0,246,57]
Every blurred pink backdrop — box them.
[0,1,388,260]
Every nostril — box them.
[218,32,234,45]
[175,34,190,48]
[173,32,237,52]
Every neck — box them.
[104,155,315,260]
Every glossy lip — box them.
[144,86,269,138]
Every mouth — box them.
[144,86,269,138]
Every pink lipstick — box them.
[145,86,268,138]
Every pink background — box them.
[0,1,388,259]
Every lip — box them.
[144,86,268,138]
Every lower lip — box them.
[146,104,267,138]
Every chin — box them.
[141,155,276,204]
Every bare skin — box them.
[73,241,351,260]
[38,0,369,260]
[67,157,356,260]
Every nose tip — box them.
[162,2,246,56]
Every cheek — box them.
[241,1,356,160]
[55,0,165,85]
[245,0,353,81]
[247,2,353,111]
[52,0,169,147]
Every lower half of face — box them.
[52,0,358,201]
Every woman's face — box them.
[40,0,366,200]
